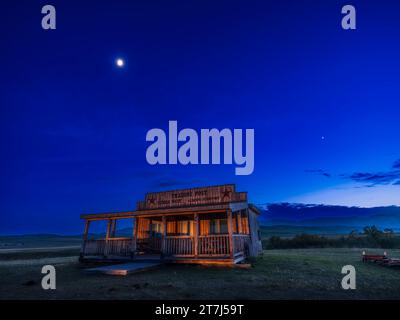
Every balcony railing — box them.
[136,192,247,210]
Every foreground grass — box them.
[0,248,399,299]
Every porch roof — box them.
[80,203,235,221]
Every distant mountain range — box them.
[259,203,400,232]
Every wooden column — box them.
[237,211,242,234]
[131,217,137,258]
[227,209,234,258]
[111,219,117,238]
[80,220,91,258]
[194,213,199,257]
[246,209,251,237]
[104,219,112,257]
[135,217,140,239]
[161,215,167,257]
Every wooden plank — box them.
[131,217,137,256]
[81,204,231,220]
[80,220,91,257]
[227,209,233,258]
[143,184,237,209]
[104,220,112,256]
[111,220,117,237]
[237,211,242,234]
[161,215,167,254]
[194,214,198,257]
[85,261,162,276]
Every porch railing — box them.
[198,234,230,256]
[106,237,133,256]
[164,236,194,256]
[83,239,106,256]
[136,237,162,253]
[82,234,249,258]
[233,234,251,255]
[82,238,133,257]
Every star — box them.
[222,188,232,200]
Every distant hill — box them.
[259,225,358,238]
[0,234,82,249]
[259,203,400,232]
[2,204,400,244]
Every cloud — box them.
[287,183,400,207]
[347,171,400,186]
[305,169,331,178]
[305,159,400,186]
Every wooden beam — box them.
[80,204,231,220]
[237,211,242,234]
[161,216,167,256]
[104,219,112,257]
[111,219,117,238]
[194,213,199,257]
[83,220,90,240]
[80,220,91,257]
[131,217,137,258]
[245,208,251,236]
[227,209,234,258]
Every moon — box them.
[116,58,125,67]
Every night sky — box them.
[1,0,399,234]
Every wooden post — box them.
[111,219,117,238]
[227,209,234,258]
[194,213,199,257]
[104,219,112,257]
[80,220,91,259]
[135,217,140,239]
[237,211,242,234]
[131,217,137,258]
[245,209,251,237]
[161,216,167,257]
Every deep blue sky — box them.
[1,0,399,234]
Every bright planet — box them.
[116,58,125,67]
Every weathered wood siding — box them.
[247,208,263,256]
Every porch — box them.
[80,207,252,264]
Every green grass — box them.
[260,225,359,238]
[0,248,399,299]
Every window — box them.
[177,220,191,235]
[210,219,228,234]
[150,221,162,237]
[167,220,192,236]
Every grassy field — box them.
[0,247,399,299]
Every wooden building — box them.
[80,184,262,265]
